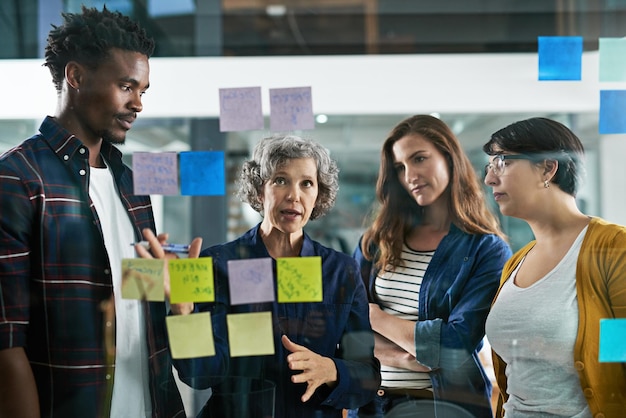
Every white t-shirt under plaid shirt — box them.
[375,245,433,389]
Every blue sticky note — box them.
[538,36,583,81]
[269,86,315,132]
[599,318,626,362]
[599,38,626,82]
[219,87,264,132]
[132,152,179,195]
[179,151,225,196]
[599,90,626,134]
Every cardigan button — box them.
[583,388,594,398]
[574,361,584,371]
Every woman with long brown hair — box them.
[350,114,511,417]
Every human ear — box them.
[543,159,558,180]
[64,61,83,91]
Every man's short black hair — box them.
[44,5,155,93]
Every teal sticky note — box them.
[599,38,626,82]
[180,151,225,196]
[599,90,626,134]
[538,36,583,81]
[599,318,626,362]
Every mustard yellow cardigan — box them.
[492,217,626,418]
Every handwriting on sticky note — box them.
[269,86,314,132]
[132,152,179,195]
[166,312,215,359]
[276,256,322,303]
[219,87,264,132]
[121,258,165,301]
[169,257,214,303]
[599,318,626,362]
[227,312,274,357]
[227,258,274,305]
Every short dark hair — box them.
[44,5,155,92]
[483,117,585,196]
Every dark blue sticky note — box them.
[219,87,264,132]
[599,90,626,134]
[599,318,626,362]
[269,86,315,132]
[179,151,225,196]
[132,152,179,195]
[538,36,583,81]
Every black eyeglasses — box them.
[484,154,534,177]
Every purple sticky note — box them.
[269,86,315,132]
[599,90,626,134]
[219,87,264,132]
[538,36,583,81]
[132,152,179,195]
[227,258,275,305]
[179,151,225,196]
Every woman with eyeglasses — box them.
[349,114,511,418]
[483,117,626,418]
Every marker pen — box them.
[131,241,190,254]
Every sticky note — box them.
[276,256,322,303]
[219,87,264,132]
[599,38,626,82]
[179,151,225,196]
[227,258,275,305]
[599,90,626,134]
[599,318,626,362]
[166,312,216,359]
[121,258,165,301]
[269,86,315,132]
[132,152,179,195]
[227,312,275,357]
[538,36,583,81]
[169,257,215,303]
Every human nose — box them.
[129,91,143,113]
[286,185,300,202]
[484,165,498,186]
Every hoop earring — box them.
[544,180,550,188]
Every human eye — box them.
[273,176,286,185]
[302,179,315,188]
[394,164,405,173]
[413,155,426,163]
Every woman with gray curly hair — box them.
[171,134,380,418]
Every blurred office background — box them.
[2,0,626,254]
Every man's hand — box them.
[135,228,203,315]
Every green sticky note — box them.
[227,312,275,357]
[166,312,215,359]
[599,38,626,82]
[121,258,165,301]
[276,256,322,303]
[169,257,214,303]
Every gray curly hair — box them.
[237,135,339,220]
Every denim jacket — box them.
[353,224,511,418]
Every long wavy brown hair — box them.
[362,114,505,270]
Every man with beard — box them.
[0,6,185,417]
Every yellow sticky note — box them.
[166,312,215,359]
[276,256,322,303]
[227,312,274,357]
[169,257,214,303]
[121,258,165,301]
